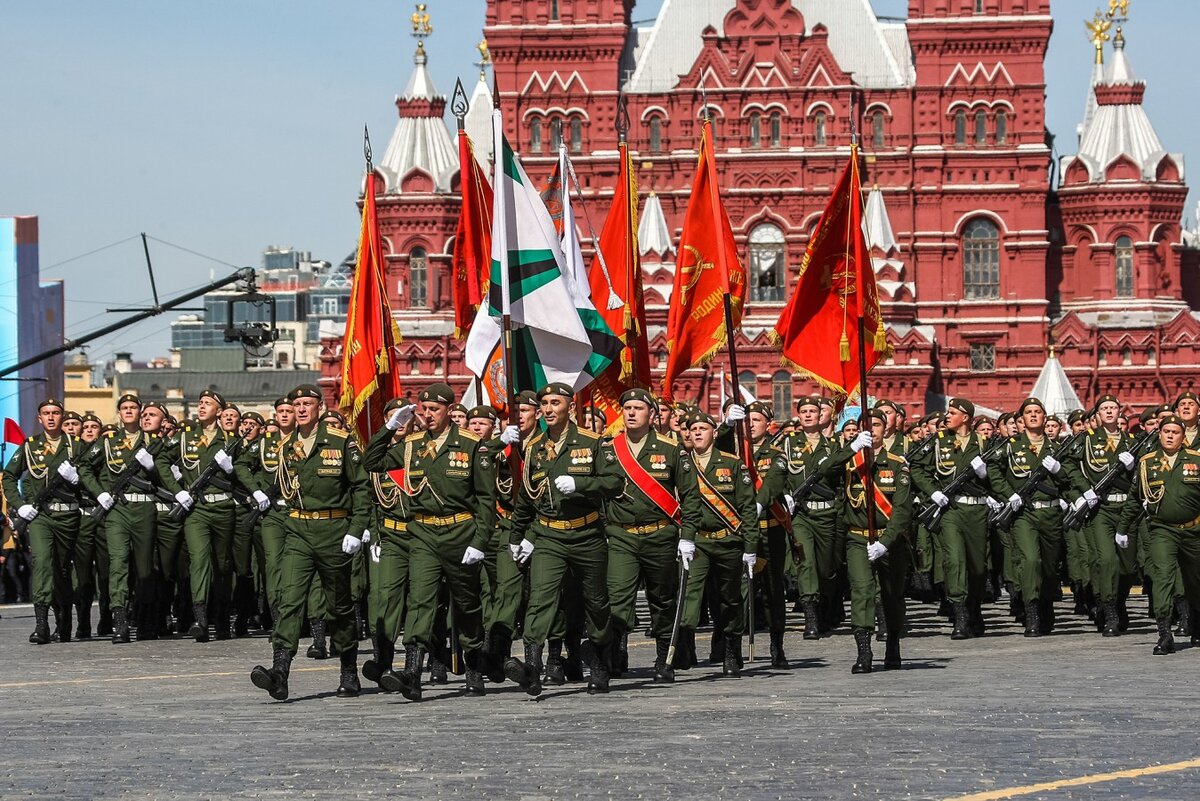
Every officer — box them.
[362,382,496,701]
[2,398,90,644]
[250,384,371,700]
[503,383,621,695]
[678,411,757,677]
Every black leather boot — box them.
[363,636,393,685]
[875,604,888,643]
[1102,600,1120,637]
[1153,616,1175,655]
[803,600,820,640]
[723,636,742,677]
[523,642,544,697]
[305,618,327,659]
[653,637,675,683]
[463,649,485,697]
[251,647,292,700]
[112,606,131,644]
[336,647,361,697]
[74,601,91,639]
[31,604,51,645]
[1024,601,1041,638]
[428,651,449,685]
[485,626,509,684]
[583,639,610,694]
[563,637,584,682]
[883,631,901,669]
[544,639,566,686]
[851,628,873,674]
[52,605,70,643]
[708,629,726,664]
[769,630,788,669]
[1039,598,1056,634]
[190,603,209,643]
[612,630,629,678]
[1174,597,1191,637]
[950,602,971,640]
[96,605,113,637]
[379,645,412,694]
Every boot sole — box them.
[250,667,288,700]
[502,660,529,688]
[362,660,383,684]
[379,672,408,694]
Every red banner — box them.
[3,418,24,446]
[451,129,494,339]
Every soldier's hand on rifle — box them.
[174,490,194,511]
[1070,496,1087,513]
[1041,454,1061,475]
[723,404,746,425]
[499,425,521,445]
[553,475,577,495]
[1118,451,1136,470]
[851,431,873,453]
[461,546,486,565]
[509,543,520,561]
[134,448,155,470]
[742,552,757,576]
[1058,499,1068,511]
[370,543,381,563]
[1007,493,1023,511]
[970,456,987,479]
[1083,489,1099,508]
[867,541,888,562]
[784,494,796,515]
[213,449,234,474]
[677,538,695,569]
[986,496,1002,513]
[386,405,415,431]
[515,538,534,565]
[931,491,950,508]
[1114,531,1129,549]
[341,533,362,555]
[252,490,270,512]
[95,492,115,511]
[56,461,79,485]
[16,504,38,521]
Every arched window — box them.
[550,118,563,150]
[570,117,582,154]
[409,247,428,309]
[1121,347,1133,366]
[872,111,885,149]
[649,117,662,153]
[769,112,782,148]
[738,371,758,401]
[975,110,987,145]
[1115,235,1134,298]
[748,113,761,148]
[962,218,1000,299]
[814,111,827,146]
[772,371,793,413]
[530,118,542,153]
[954,110,967,145]
[748,223,787,302]
[996,110,1008,144]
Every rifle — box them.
[93,437,165,525]
[242,484,281,529]
[12,442,99,538]
[1062,429,1155,531]
[916,436,1007,534]
[786,456,835,506]
[168,437,246,521]
[988,430,1086,532]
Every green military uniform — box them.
[240,428,290,618]
[746,433,791,665]
[482,429,531,681]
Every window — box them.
[872,111,885,149]
[996,110,1008,144]
[748,113,761,149]
[1148,347,1157,366]
[550,0,559,21]
[409,248,428,309]
[1098,348,1107,367]
[748,223,787,302]
[649,117,662,153]
[1121,348,1133,366]
[975,110,987,145]
[1115,235,1134,298]
[769,112,782,148]
[954,110,967,145]
[772,371,793,413]
[814,111,827,146]
[530,118,542,153]
[969,343,995,373]
[738,371,757,400]
[570,117,582,154]
[976,0,984,12]
[550,118,563,150]
[962,218,1001,299]
[321,297,339,315]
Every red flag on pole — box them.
[340,169,403,443]
[451,129,494,339]
[3,418,24,446]
[770,145,888,399]
[662,119,746,401]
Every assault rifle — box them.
[242,484,281,529]
[12,442,100,539]
[1062,429,1155,531]
[916,436,1008,534]
[988,430,1086,532]
[93,438,165,525]
[787,456,834,506]
[168,437,246,521]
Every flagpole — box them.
[492,81,519,429]
[615,93,643,389]
[849,97,878,546]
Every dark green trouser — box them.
[845,535,909,632]
[938,505,989,605]
[1009,506,1064,604]
[370,528,410,644]
[758,522,788,634]
[26,509,79,607]
[155,509,183,582]
[1146,523,1200,619]
[90,512,111,615]
[271,517,356,656]
[682,535,744,636]
[793,508,839,603]
[182,501,235,609]
[482,526,525,634]
[1086,503,1130,602]
[403,519,483,652]
[524,524,610,645]
[1063,509,1090,587]
[259,510,288,611]
[74,512,101,608]
[914,522,934,574]
[607,524,677,638]
[997,525,1015,586]
[105,502,157,608]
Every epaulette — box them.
[326,427,348,439]
[1139,452,1156,462]
[657,433,679,446]
[105,430,116,439]
[886,452,906,464]
[716,448,740,462]
[1186,448,1200,457]
[404,432,425,444]
[526,431,545,450]
[574,428,601,441]
[458,429,481,442]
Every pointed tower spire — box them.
[637,192,673,258]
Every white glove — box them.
[1070,497,1087,513]
[361,529,371,544]
[385,405,415,431]
[554,475,577,495]
[1114,532,1129,550]
[462,546,486,565]
[174,490,194,510]
[213,449,234,474]
[931,491,949,508]
[516,538,534,565]
[1007,493,1023,511]
[784,494,796,515]
[134,448,155,470]
[96,492,115,511]
[677,538,696,569]
[252,490,270,511]
[341,534,362,555]
[851,431,873,453]
[499,425,520,445]
[742,553,757,574]
[867,541,888,562]
[986,496,1002,513]
[1041,454,1061,475]
[16,504,38,521]
[370,543,382,563]
[170,465,183,482]
[1083,489,1099,508]
[56,461,79,485]
[1118,451,1135,471]
[509,543,520,561]
[970,456,987,479]
[1059,499,1068,511]
[755,502,764,519]
[724,404,746,425]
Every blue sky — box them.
[1,0,1195,364]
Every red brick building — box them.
[320,0,1199,416]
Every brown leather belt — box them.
[538,511,600,530]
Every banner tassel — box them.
[839,331,851,362]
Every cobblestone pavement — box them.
[0,595,1196,800]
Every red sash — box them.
[612,433,681,523]
[852,451,893,518]
[387,469,405,487]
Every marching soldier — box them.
[74,413,106,638]
[361,382,496,701]
[137,401,185,636]
[250,384,371,700]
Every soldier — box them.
[240,397,296,633]
[1175,391,1200,448]
[2,398,89,644]
[219,404,241,434]
[597,388,702,682]
[137,401,185,636]
[250,384,371,700]
[1119,414,1200,654]
[62,411,82,439]
[678,411,757,677]
[74,413,107,638]
[230,411,267,637]
[362,382,496,701]
[448,402,469,430]
[503,383,621,695]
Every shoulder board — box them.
[886,452,906,464]
[657,433,679,446]
[937,431,948,440]
[574,428,600,441]
[1186,449,1200,457]
[1086,427,1096,436]
[105,430,116,439]
[326,427,348,439]
[457,429,481,442]
[525,431,545,449]
[1139,452,1156,462]
[715,449,740,462]
[404,432,425,444]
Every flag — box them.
[3,417,24,445]
[769,144,889,399]
[539,159,566,238]
[662,119,746,401]
[340,168,402,443]
[717,371,755,410]
[464,109,593,399]
[451,127,494,339]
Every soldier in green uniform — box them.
[74,413,106,638]
[362,382,496,701]
[136,401,184,636]
[503,383,622,695]
[987,398,1074,637]
[835,409,913,673]
[678,411,757,677]
[596,388,702,683]
[2,398,90,644]
[250,384,371,700]
[231,411,267,637]
[1119,414,1200,654]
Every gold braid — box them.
[1140,455,1165,507]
